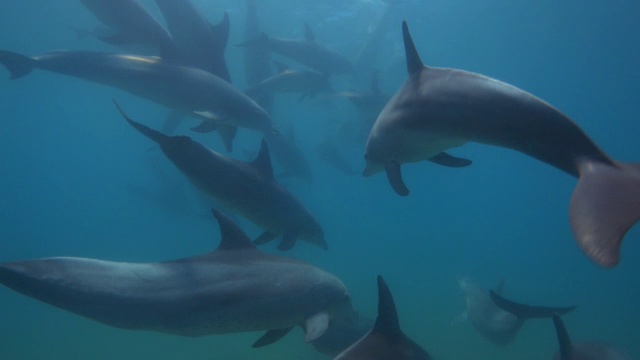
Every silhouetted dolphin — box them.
[552,313,631,360]
[117,103,326,251]
[0,210,350,347]
[264,125,314,183]
[0,50,271,133]
[458,279,576,346]
[245,62,333,100]
[333,276,432,360]
[364,21,640,267]
[155,0,231,82]
[238,22,354,75]
[79,0,177,59]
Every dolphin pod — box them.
[0,210,349,346]
[363,21,640,267]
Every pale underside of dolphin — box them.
[363,21,640,267]
[333,275,432,360]
[0,210,349,347]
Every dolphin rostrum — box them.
[333,275,432,360]
[552,313,631,360]
[0,210,349,347]
[116,103,326,251]
[0,50,272,134]
[364,21,640,267]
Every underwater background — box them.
[0,0,639,359]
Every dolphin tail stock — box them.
[552,313,574,360]
[489,290,577,321]
[0,50,35,79]
[112,100,171,145]
[570,159,640,268]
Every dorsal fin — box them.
[251,139,274,179]
[402,21,424,75]
[273,61,289,73]
[372,275,402,339]
[211,209,256,250]
[304,21,316,41]
[552,313,574,360]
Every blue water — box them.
[1,0,639,359]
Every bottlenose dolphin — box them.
[79,0,177,59]
[0,210,350,347]
[116,103,326,251]
[458,279,576,346]
[238,22,354,75]
[333,276,432,360]
[155,0,231,82]
[552,313,631,360]
[364,21,640,267]
[245,62,334,101]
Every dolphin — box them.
[238,22,354,76]
[0,210,350,347]
[315,139,359,176]
[333,275,432,360]
[0,50,272,134]
[458,279,576,346]
[245,62,334,101]
[552,313,631,360]
[154,0,231,83]
[79,0,177,59]
[311,314,374,356]
[243,0,274,111]
[264,125,314,183]
[116,103,326,251]
[363,21,640,267]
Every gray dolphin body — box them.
[79,0,177,59]
[552,314,631,360]
[0,50,271,133]
[245,63,333,100]
[240,23,353,76]
[264,127,314,184]
[243,0,274,111]
[0,211,349,347]
[117,105,325,251]
[333,276,432,360]
[311,315,374,356]
[364,22,640,267]
[459,279,576,346]
[154,0,231,83]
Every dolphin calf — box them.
[117,103,326,251]
[155,0,231,83]
[0,50,271,134]
[333,275,432,360]
[0,210,350,347]
[79,0,177,59]
[364,21,640,267]
[552,313,631,360]
[238,22,354,76]
[458,279,576,346]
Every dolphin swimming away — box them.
[116,103,326,251]
[552,313,631,360]
[0,50,272,134]
[0,210,349,347]
[364,21,640,267]
[333,275,432,360]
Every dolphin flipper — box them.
[277,233,297,251]
[570,160,640,267]
[252,327,294,348]
[489,290,577,320]
[0,50,35,79]
[429,152,472,168]
[552,313,574,360]
[385,161,409,196]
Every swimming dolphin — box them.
[264,125,314,183]
[116,103,326,251]
[245,62,334,101]
[155,0,231,82]
[363,21,640,267]
[333,275,432,360]
[0,50,271,134]
[238,22,354,76]
[79,0,177,59]
[0,210,350,347]
[552,313,631,360]
[458,279,576,346]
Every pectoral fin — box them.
[191,120,218,133]
[253,231,278,245]
[304,312,329,343]
[385,161,409,196]
[277,233,297,251]
[252,327,294,348]
[429,152,472,167]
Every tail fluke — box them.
[0,50,35,79]
[570,160,640,267]
[489,290,577,320]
